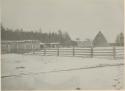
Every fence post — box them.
[90,47,93,58]
[44,48,46,56]
[113,46,116,59]
[57,47,59,56]
[73,47,75,56]
[7,44,10,53]
[32,43,34,54]
[16,42,18,53]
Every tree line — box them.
[1,25,77,46]
[1,25,124,46]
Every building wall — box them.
[1,40,40,53]
[76,40,92,48]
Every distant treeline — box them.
[1,25,77,46]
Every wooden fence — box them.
[32,46,124,59]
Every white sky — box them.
[2,0,124,42]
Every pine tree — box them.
[93,31,109,47]
[116,32,124,46]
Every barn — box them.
[76,39,92,48]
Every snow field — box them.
[1,54,124,90]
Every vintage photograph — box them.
[1,0,124,90]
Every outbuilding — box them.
[1,40,40,53]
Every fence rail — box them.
[2,46,124,59]
[31,47,124,59]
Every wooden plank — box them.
[93,51,112,53]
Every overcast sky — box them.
[2,0,124,42]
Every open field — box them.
[1,54,124,90]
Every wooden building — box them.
[1,40,40,53]
[76,39,93,48]
[40,42,61,48]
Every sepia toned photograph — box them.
[1,0,124,90]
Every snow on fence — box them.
[32,47,124,59]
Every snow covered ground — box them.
[1,54,124,90]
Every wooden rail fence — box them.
[32,46,124,59]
